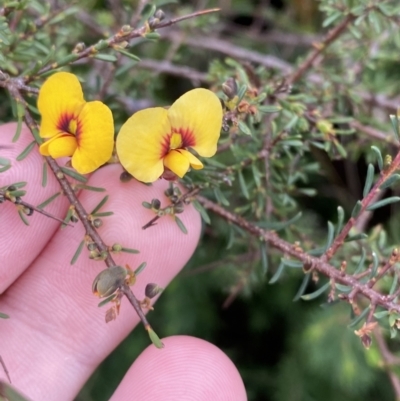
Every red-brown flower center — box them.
[160,127,196,157]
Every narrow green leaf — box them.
[98,294,116,307]
[60,167,87,183]
[142,201,152,209]
[144,32,160,40]
[345,233,368,242]
[115,48,141,61]
[324,221,335,251]
[91,195,109,214]
[7,182,26,189]
[389,114,400,141]
[366,196,400,211]
[70,240,84,265]
[371,146,383,170]
[148,327,164,348]
[322,11,342,27]
[237,84,247,102]
[92,53,118,62]
[256,212,302,231]
[238,170,249,199]
[259,242,268,275]
[348,306,370,328]
[0,312,9,319]
[238,121,252,136]
[134,262,147,275]
[141,3,157,19]
[351,200,362,218]
[390,327,397,339]
[354,248,366,275]
[37,192,60,209]
[16,140,35,161]
[335,283,351,292]
[0,157,11,173]
[269,261,285,284]
[77,184,106,192]
[258,105,281,113]
[214,188,230,206]
[192,200,211,224]
[293,274,311,301]
[18,210,30,226]
[93,211,114,217]
[121,247,140,254]
[175,215,188,234]
[283,259,303,268]
[380,174,400,190]
[374,310,389,319]
[335,206,344,236]
[251,163,261,188]
[42,161,48,187]
[301,282,330,301]
[12,104,24,142]
[363,164,375,197]
[369,252,379,278]
[226,227,235,250]
[389,274,398,295]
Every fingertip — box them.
[110,336,247,401]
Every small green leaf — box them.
[363,164,375,197]
[335,206,344,236]
[192,200,211,224]
[18,210,30,226]
[351,200,362,218]
[148,327,164,348]
[142,201,152,209]
[371,146,383,170]
[374,310,389,319]
[144,32,160,40]
[37,192,60,209]
[0,157,11,173]
[269,261,286,284]
[175,215,188,234]
[91,195,109,214]
[389,114,400,142]
[134,262,147,275]
[238,121,252,136]
[77,184,106,192]
[238,170,249,199]
[256,212,302,231]
[369,252,379,278]
[348,306,370,328]
[237,84,247,102]
[92,53,118,62]
[115,48,141,61]
[121,247,140,254]
[335,283,351,292]
[42,161,48,187]
[0,381,32,401]
[380,174,400,190]
[301,282,330,301]
[345,233,368,242]
[366,196,400,211]
[258,105,281,113]
[93,211,114,217]
[0,312,9,319]
[324,221,335,251]
[293,274,311,301]
[213,188,230,206]
[16,140,36,161]
[259,242,268,275]
[12,104,24,142]
[71,241,84,265]
[98,294,116,307]
[354,248,366,275]
[60,167,87,183]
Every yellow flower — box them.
[116,88,222,183]
[38,72,114,174]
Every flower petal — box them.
[39,133,77,158]
[179,149,203,170]
[163,150,191,178]
[38,72,85,139]
[116,108,171,183]
[167,88,222,157]
[71,101,114,174]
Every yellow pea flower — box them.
[116,88,223,183]
[38,72,114,174]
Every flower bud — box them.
[154,9,165,20]
[92,218,103,228]
[92,266,127,298]
[173,201,184,214]
[222,78,238,99]
[145,283,163,299]
[120,171,133,182]
[151,198,161,210]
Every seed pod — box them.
[145,283,163,299]
[92,266,127,298]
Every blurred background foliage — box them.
[3,0,400,400]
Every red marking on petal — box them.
[174,127,196,148]
[160,133,171,158]
[57,112,74,133]
[75,118,83,147]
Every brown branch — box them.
[197,195,400,314]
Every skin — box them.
[0,123,247,401]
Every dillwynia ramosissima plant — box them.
[3,0,400,399]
